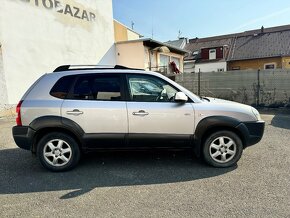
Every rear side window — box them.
[71,75,122,101]
[50,76,75,99]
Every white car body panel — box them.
[127,102,195,135]
[61,100,128,134]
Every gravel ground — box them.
[0,113,289,218]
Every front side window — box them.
[127,74,178,102]
[71,75,122,101]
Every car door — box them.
[61,73,128,148]
[126,74,195,147]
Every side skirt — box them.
[82,133,194,150]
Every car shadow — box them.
[271,114,290,130]
[0,148,236,199]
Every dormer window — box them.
[209,49,216,60]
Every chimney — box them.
[261,26,264,34]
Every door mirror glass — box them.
[174,92,188,102]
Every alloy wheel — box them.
[209,136,237,163]
[43,139,72,167]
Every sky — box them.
[112,0,290,42]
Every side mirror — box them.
[174,92,188,103]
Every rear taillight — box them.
[16,100,23,126]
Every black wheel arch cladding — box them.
[29,116,85,149]
[193,116,245,157]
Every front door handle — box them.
[132,110,149,116]
[66,109,83,116]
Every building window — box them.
[217,68,224,72]
[159,54,170,67]
[209,49,216,60]
[264,63,276,69]
[232,66,240,70]
[159,54,170,73]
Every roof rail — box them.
[53,65,143,72]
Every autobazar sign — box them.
[18,0,96,22]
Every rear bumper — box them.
[236,121,265,147]
[12,126,36,151]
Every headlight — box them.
[251,107,261,121]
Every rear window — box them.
[72,75,122,101]
[50,76,75,99]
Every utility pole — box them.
[198,68,201,96]
[257,69,260,106]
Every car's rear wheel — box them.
[203,131,243,167]
[37,132,80,171]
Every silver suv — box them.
[12,65,265,171]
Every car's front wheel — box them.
[37,132,80,171]
[203,131,243,167]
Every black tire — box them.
[37,132,80,172]
[202,131,243,168]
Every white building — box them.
[0,0,116,107]
[183,37,232,73]
[194,61,227,73]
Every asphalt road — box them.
[0,113,289,217]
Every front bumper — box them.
[12,126,36,151]
[236,121,265,147]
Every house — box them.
[227,27,290,70]
[185,36,232,73]
[183,24,290,72]
[0,0,116,107]
[113,22,186,74]
[165,38,194,73]
[165,37,188,49]
[114,20,143,42]
[115,38,187,74]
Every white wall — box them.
[116,42,145,69]
[184,60,195,73]
[0,46,9,108]
[195,61,227,73]
[0,0,115,104]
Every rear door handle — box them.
[66,109,83,116]
[132,110,149,116]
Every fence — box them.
[173,69,290,107]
